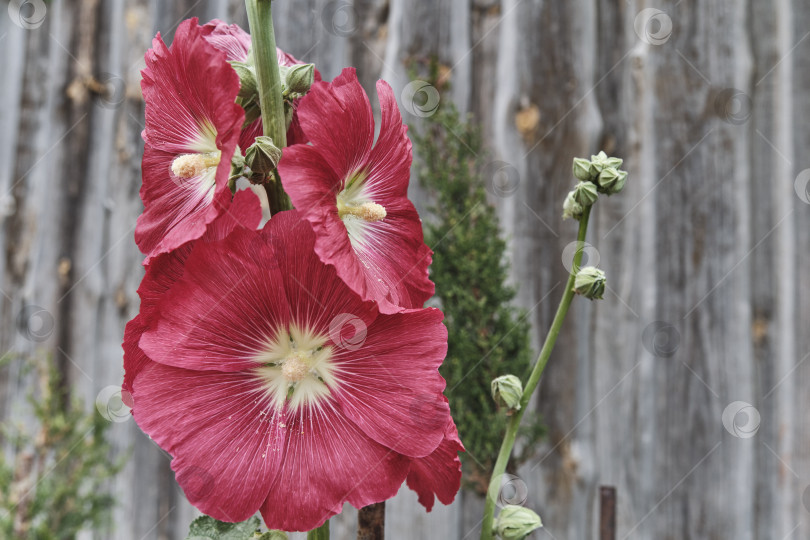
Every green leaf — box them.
[256,532,289,540]
[186,515,262,540]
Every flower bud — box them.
[596,167,627,193]
[573,266,606,300]
[245,136,283,175]
[284,63,315,97]
[588,150,609,176]
[231,61,258,102]
[572,157,594,181]
[491,375,523,414]
[572,181,598,207]
[596,166,626,193]
[229,146,245,192]
[493,505,543,540]
[562,191,583,221]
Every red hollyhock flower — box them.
[278,68,434,314]
[123,189,262,403]
[136,18,244,262]
[201,19,319,147]
[129,210,455,530]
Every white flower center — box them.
[253,324,338,411]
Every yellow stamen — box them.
[171,151,221,179]
[338,201,387,222]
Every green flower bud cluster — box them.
[493,505,543,540]
[573,266,606,300]
[563,151,628,220]
[491,375,523,414]
[231,53,316,133]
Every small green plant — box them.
[411,65,544,492]
[0,355,124,539]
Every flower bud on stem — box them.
[479,205,592,540]
[245,0,291,215]
[492,505,542,539]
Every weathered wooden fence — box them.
[1,0,808,538]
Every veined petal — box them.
[132,362,285,522]
[297,67,374,178]
[122,316,149,404]
[201,19,252,62]
[129,210,453,531]
[263,210,377,335]
[363,80,412,200]
[260,402,410,531]
[141,227,292,372]
[331,308,450,457]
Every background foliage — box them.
[0,356,122,540]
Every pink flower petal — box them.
[406,418,464,511]
[260,402,410,531]
[297,67,374,178]
[133,362,285,522]
[140,227,292,372]
[201,19,252,62]
[331,309,451,457]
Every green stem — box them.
[479,206,592,540]
[306,520,330,540]
[244,0,291,214]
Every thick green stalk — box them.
[480,206,592,540]
[244,0,291,213]
[307,521,330,540]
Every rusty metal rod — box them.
[357,502,385,540]
[599,486,616,540]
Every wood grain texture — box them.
[0,1,807,539]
